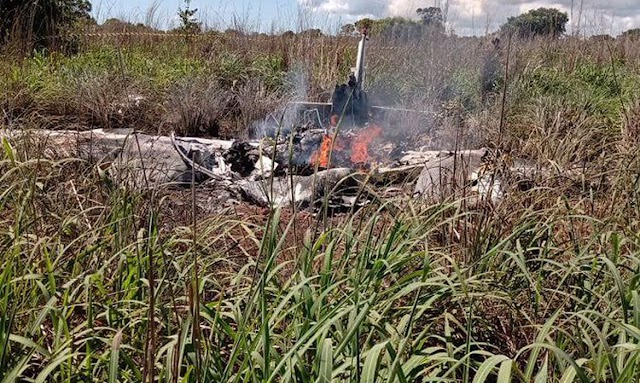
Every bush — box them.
[500,8,569,39]
[0,0,93,54]
[164,75,230,137]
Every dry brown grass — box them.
[2,29,640,382]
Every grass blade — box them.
[109,330,123,383]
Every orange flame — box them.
[350,124,382,165]
[310,134,334,168]
[310,124,382,169]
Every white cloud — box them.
[297,0,640,35]
[298,0,388,17]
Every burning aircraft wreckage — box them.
[2,32,544,211]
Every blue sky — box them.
[91,0,640,36]
[91,0,341,33]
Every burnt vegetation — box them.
[1,1,640,382]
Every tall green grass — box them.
[2,27,640,383]
[1,132,639,382]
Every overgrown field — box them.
[1,33,640,382]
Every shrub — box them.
[501,8,569,39]
[0,0,93,54]
[164,75,230,137]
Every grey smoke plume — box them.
[252,65,309,138]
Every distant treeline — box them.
[2,1,640,55]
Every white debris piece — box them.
[215,153,227,174]
[238,168,355,208]
[116,94,145,115]
[470,171,504,202]
[250,155,278,180]
[414,149,488,200]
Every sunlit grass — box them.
[1,130,639,381]
[1,28,640,383]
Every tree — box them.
[351,17,422,41]
[351,10,443,41]
[354,18,374,35]
[176,0,201,34]
[339,23,357,36]
[416,7,444,33]
[620,28,640,40]
[299,29,323,38]
[0,0,92,53]
[500,8,568,39]
[590,34,614,42]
